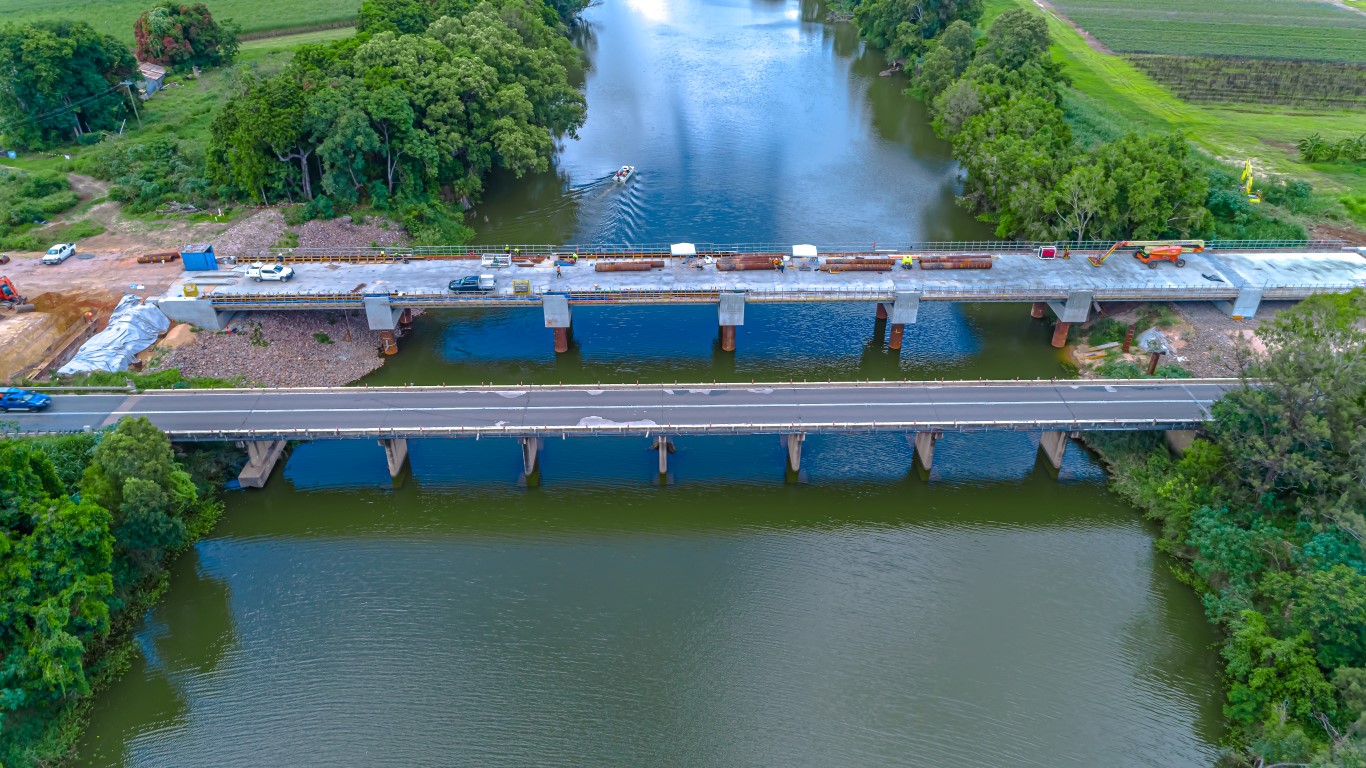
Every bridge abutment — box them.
[719,292,745,352]
[157,297,235,331]
[1164,429,1197,457]
[238,439,287,488]
[544,294,572,354]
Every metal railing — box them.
[240,239,1354,263]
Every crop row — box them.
[1129,55,1366,109]
[1053,0,1366,62]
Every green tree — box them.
[976,8,1049,71]
[911,19,974,101]
[134,2,240,72]
[80,417,197,591]
[0,21,137,149]
[1262,567,1366,670]
[0,442,114,729]
[1224,610,1337,733]
[1046,162,1113,242]
[854,0,983,63]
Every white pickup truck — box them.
[42,243,76,265]
[246,262,295,282]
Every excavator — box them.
[0,275,25,308]
[1088,240,1205,268]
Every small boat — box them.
[613,165,635,183]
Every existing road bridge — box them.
[5,379,1231,487]
[154,240,1366,353]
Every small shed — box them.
[181,243,218,271]
[138,63,167,95]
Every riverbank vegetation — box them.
[1084,291,1366,765]
[0,418,233,767]
[0,0,357,45]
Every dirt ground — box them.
[0,181,411,382]
[1071,300,1291,378]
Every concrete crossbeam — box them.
[543,294,572,328]
[719,292,745,326]
[889,291,921,325]
[1047,290,1094,324]
[363,295,404,330]
[1215,287,1263,320]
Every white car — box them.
[42,243,76,265]
[246,262,295,282]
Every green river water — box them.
[71,0,1224,764]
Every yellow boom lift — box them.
[1088,240,1206,268]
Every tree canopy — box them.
[134,2,240,72]
[0,21,137,149]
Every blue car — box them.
[0,388,51,412]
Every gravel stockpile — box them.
[295,215,409,250]
[212,210,288,261]
[158,311,388,386]
[1170,301,1290,377]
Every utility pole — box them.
[118,80,141,129]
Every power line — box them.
[0,85,123,132]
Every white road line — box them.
[40,397,1216,418]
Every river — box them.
[71,0,1225,764]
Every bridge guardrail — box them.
[239,238,1351,262]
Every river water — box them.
[72,0,1224,765]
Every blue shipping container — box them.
[181,242,218,271]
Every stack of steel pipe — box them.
[716,255,783,271]
[916,254,994,270]
[595,260,666,272]
[823,257,894,272]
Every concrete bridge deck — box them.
[8,379,1230,440]
[154,246,1365,353]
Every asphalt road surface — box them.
[3,380,1234,439]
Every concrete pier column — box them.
[519,436,542,486]
[398,308,413,326]
[1039,431,1069,471]
[1031,302,1047,319]
[875,303,889,321]
[544,294,572,354]
[1050,322,1070,348]
[889,324,905,350]
[886,291,919,352]
[913,431,937,474]
[238,440,287,489]
[783,433,806,482]
[719,292,745,352]
[650,434,672,475]
[1164,429,1197,457]
[379,329,398,355]
[379,437,409,478]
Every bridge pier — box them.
[519,436,542,486]
[912,431,937,475]
[783,432,806,482]
[365,294,405,355]
[1215,286,1263,320]
[1031,302,1047,319]
[237,439,287,489]
[544,294,572,354]
[653,435,674,483]
[1046,290,1093,348]
[379,437,409,480]
[157,297,236,331]
[1038,431,1070,471]
[719,292,745,352]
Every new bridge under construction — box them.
[153,241,1366,354]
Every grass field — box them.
[0,0,360,44]
[1050,0,1366,63]
[982,0,1366,205]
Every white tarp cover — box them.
[57,294,169,375]
[670,243,697,257]
[792,244,818,257]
